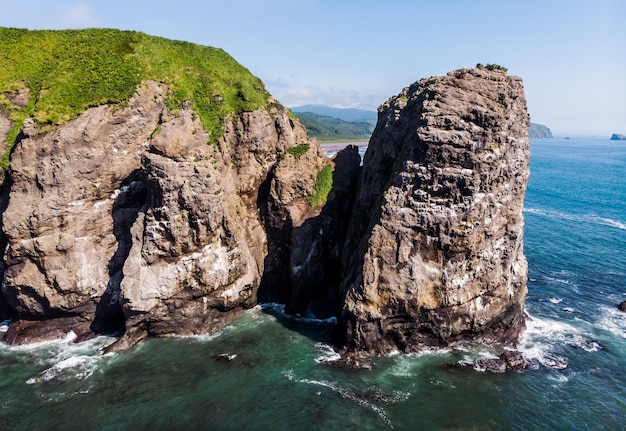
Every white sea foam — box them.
[388,358,415,378]
[518,314,575,369]
[0,335,116,385]
[296,377,395,429]
[173,331,223,343]
[594,216,626,231]
[281,368,295,381]
[34,388,91,403]
[283,365,407,428]
[429,379,457,389]
[549,298,563,304]
[547,373,570,384]
[597,306,626,338]
[524,207,626,231]
[314,342,341,363]
[520,312,609,368]
[456,348,500,372]
[544,276,576,287]
[26,354,101,384]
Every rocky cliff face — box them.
[0,64,531,357]
[0,80,326,349]
[339,66,530,354]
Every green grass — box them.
[307,164,333,207]
[0,27,273,168]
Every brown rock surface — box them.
[339,66,531,354]
[0,66,533,357]
[0,80,326,348]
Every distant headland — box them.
[610,133,626,140]
[529,122,553,138]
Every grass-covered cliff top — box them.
[0,27,274,166]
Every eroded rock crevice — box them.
[91,169,148,335]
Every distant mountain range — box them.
[290,105,376,142]
[291,105,377,124]
[292,104,553,141]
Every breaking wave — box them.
[597,306,626,338]
[0,332,116,386]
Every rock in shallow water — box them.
[473,350,529,373]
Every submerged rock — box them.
[618,300,626,312]
[339,66,531,355]
[473,350,528,373]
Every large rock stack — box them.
[339,66,531,354]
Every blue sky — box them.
[1,0,624,136]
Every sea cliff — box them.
[0,29,530,356]
[0,28,329,350]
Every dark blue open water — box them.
[1,138,625,430]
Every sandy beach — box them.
[318,141,369,152]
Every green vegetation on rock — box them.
[477,63,508,72]
[284,143,310,159]
[0,27,273,168]
[307,164,333,207]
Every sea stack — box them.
[339,65,531,354]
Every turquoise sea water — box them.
[1,137,625,430]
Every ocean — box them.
[1,137,625,430]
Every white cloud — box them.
[61,4,102,28]
[262,76,383,110]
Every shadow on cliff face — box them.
[91,169,148,336]
[286,146,362,319]
[333,119,414,351]
[255,168,293,305]
[255,146,362,333]
[0,175,14,322]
